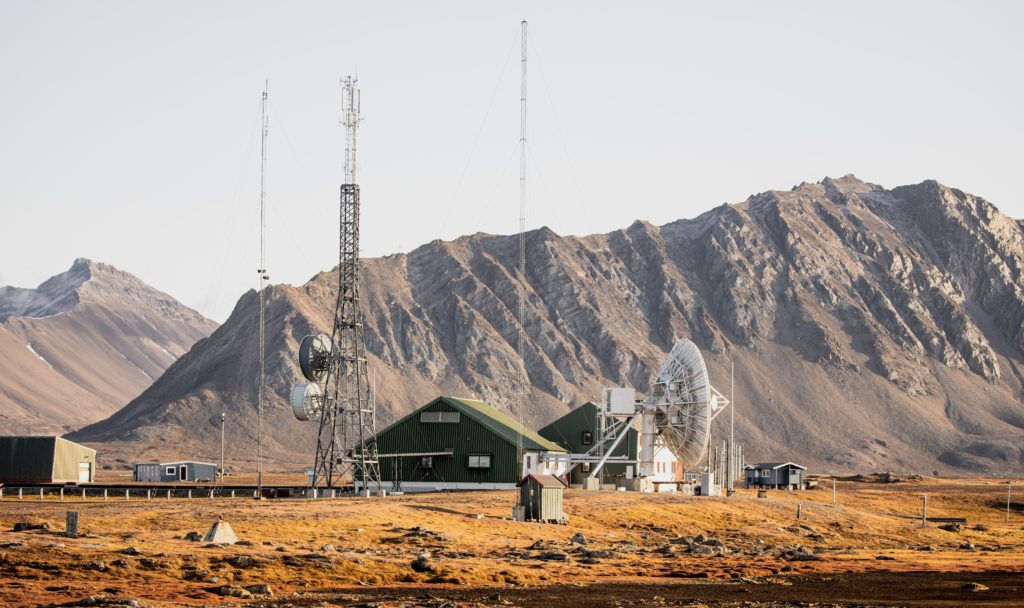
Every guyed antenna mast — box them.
[256,80,269,498]
[516,19,527,475]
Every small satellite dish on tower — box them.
[290,382,324,421]
[298,334,333,383]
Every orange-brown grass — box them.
[0,477,1019,606]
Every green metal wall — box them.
[538,402,637,485]
[0,437,56,482]
[375,399,524,484]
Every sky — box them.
[1,1,1021,322]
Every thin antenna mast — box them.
[516,19,527,475]
[256,80,269,498]
[728,360,734,495]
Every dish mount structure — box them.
[575,339,729,491]
[290,75,382,495]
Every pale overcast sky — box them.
[1,1,1021,321]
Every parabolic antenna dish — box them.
[651,339,714,470]
[290,382,324,421]
[298,334,333,382]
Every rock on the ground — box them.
[245,583,273,597]
[411,551,435,573]
[13,522,49,532]
[211,585,252,598]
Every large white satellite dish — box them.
[647,339,725,470]
[584,339,729,488]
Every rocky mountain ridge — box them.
[0,259,217,434]
[73,176,1024,473]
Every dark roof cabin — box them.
[744,462,806,490]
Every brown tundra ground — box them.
[0,476,1021,607]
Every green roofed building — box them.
[538,402,637,487]
[539,402,682,488]
[0,436,96,484]
[369,396,568,492]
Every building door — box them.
[179,465,188,481]
[78,462,90,483]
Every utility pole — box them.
[220,412,226,485]
[256,80,269,500]
[1008,481,1012,523]
[515,18,528,479]
[921,494,928,528]
[727,360,734,495]
[832,477,837,504]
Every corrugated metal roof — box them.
[517,473,567,488]
[444,397,567,453]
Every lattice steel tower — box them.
[312,75,382,494]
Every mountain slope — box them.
[0,259,217,434]
[73,177,1024,473]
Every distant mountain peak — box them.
[0,259,197,322]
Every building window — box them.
[581,431,593,445]
[761,469,770,477]
[468,454,491,469]
[419,457,433,469]
[420,411,460,423]
[582,462,591,472]
[165,466,175,475]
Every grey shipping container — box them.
[133,461,217,482]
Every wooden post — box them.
[18,488,22,500]
[796,502,802,520]
[1008,481,1012,523]
[125,489,129,501]
[81,488,86,500]
[146,489,151,500]
[187,489,192,500]
[921,494,927,528]
[167,489,171,499]
[60,488,64,501]
[832,478,837,505]
[65,511,79,538]
[103,488,108,501]
[230,489,235,499]
[39,487,44,500]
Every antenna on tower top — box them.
[341,75,361,185]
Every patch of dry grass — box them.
[0,477,1019,606]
